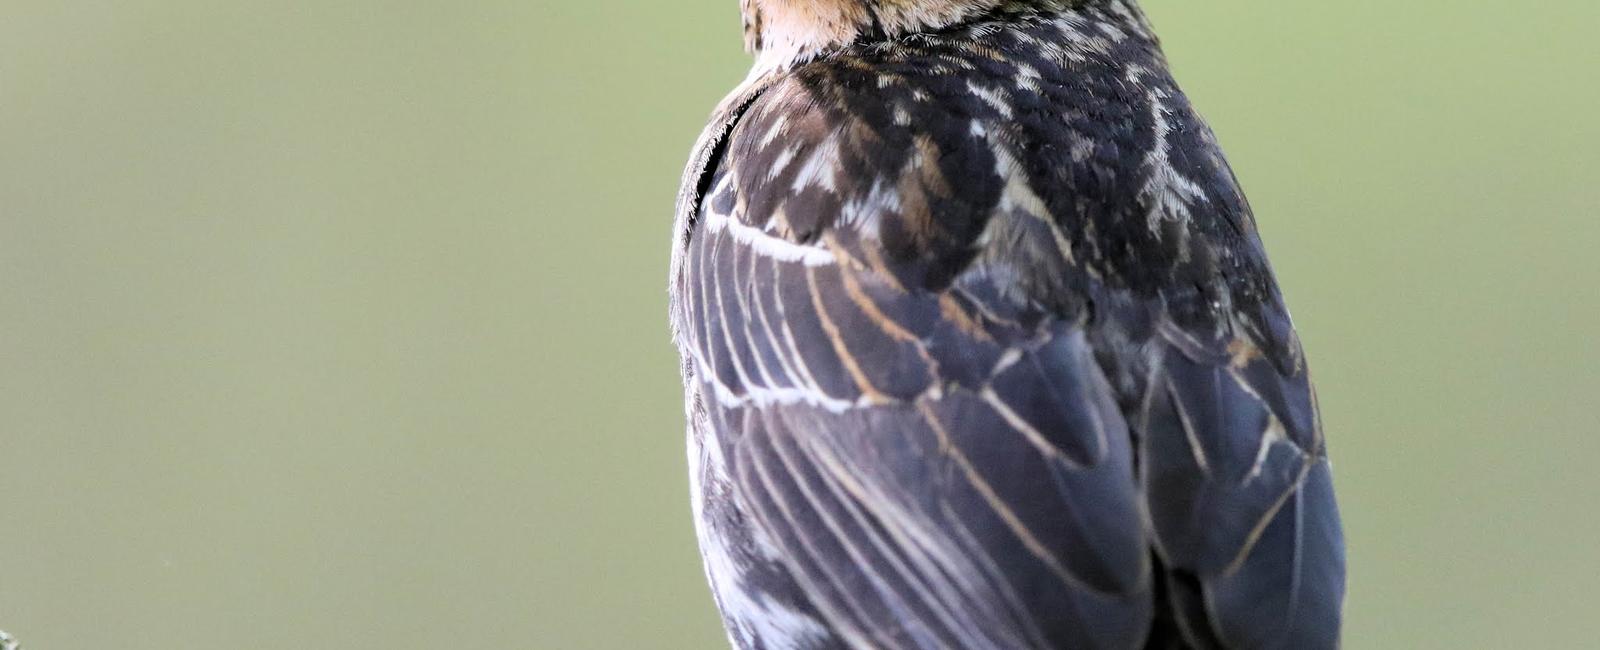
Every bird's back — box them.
[670,4,1344,648]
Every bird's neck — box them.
[741,1,1135,73]
[743,0,1000,71]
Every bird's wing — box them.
[680,161,1154,650]
[673,17,1342,649]
[1137,301,1345,650]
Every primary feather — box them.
[670,2,1345,648]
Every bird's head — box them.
[740,0,1009,68]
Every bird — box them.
[667,1,1345,648]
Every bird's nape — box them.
[740,0,1012,64]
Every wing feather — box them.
[688,179,1156,647]
[1141,330,1344,648]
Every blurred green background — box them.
[1,1,1596,648]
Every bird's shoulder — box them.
[700,9,1290,353]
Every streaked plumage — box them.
[669,1,1345,648]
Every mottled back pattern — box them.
[670,2,1345,648]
